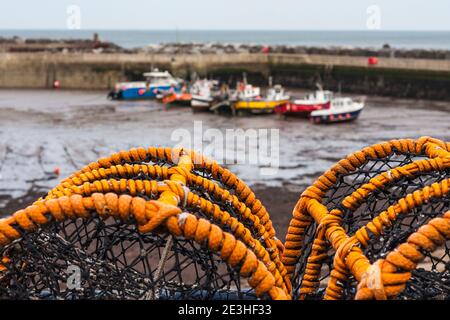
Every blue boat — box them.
[108,69,183,100]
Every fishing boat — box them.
[160,84,192,106]
[310,96,365,124]
[233,84,289,114]
[108,69,182,100]
[190,79,222,112]
[275,90,332,117]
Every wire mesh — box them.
[292,150,450,300]
[0,214,256,300]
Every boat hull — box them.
[191,95,215,112]
[109,85,176,100]
[234,100,288,114]
[162,93,192,106]
[275,101,331,117]
[310,108,363,124]
[192,95,213,106]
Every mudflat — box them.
[0,89,448,239]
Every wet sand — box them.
[0,89,449,239]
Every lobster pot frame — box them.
[284,137,450,300]
[0,148,289,300]
[0,136,449,300]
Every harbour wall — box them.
[1,52,450,100]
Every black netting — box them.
[0,154,274,300]
[2,147,449,300]
[0,214,256,300]
[292,151,450,300]
[399,248,450,300]
[188,167,270,247]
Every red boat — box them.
[275,90,332,117]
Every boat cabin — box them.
[143,70,179,86]
[238,84,261,100]
[266,85,289,101]
[307,90,333,102]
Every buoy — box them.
[368,56,378,65]
[53,167,60,176]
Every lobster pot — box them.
[285,137,450,300]
[0,147,289,300]
[0,137,450,300]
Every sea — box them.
[1,30,450,50]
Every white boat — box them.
[310,96,365,124]
[266,85,290,102]
[231,83,261,101]
[190,79,221,111]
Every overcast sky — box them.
[2,0,450,30]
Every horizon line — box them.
[1,28,450,32]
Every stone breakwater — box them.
[3,38,450,60]
[141,43,450,60]
[0,36,122,53]
[1,50,450,100]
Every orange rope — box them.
[356,210,450,300]
[282,136,450,299]
[0,193,289,300]
[1,147,291,298]
[1,136,449,300]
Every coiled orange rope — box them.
[0,136,449,300]
[284,136,450,300]
[1,147,290,299]
[356,210,450,300]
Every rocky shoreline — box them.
[2,35,450,60]
[0,35,122,53]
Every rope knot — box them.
[138,200,181,233]
[356,260,387,300]
[317,212,342,233]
